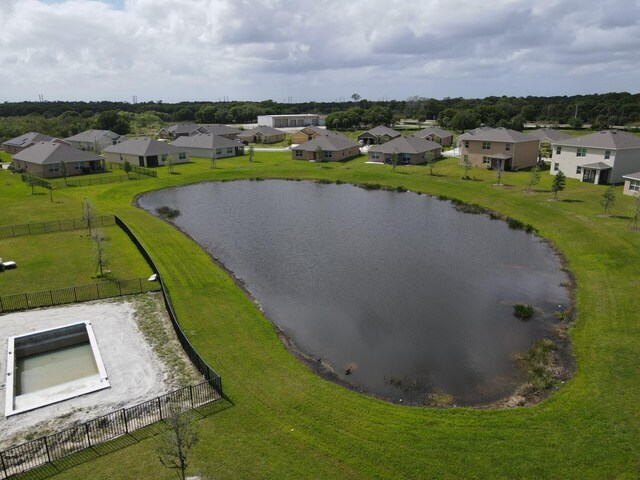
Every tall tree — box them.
[94,110,130,135]
[551,170,566,199]
[600,185,616,216]
[158,406,199,480]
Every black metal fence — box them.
[114,216,223,388]
[0,380,221,479]
[0,277,161,313]
[112,163,158,178]
[0,215,115,238]
[20,173,152,189]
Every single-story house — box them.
[290,126,332,145]
[257,114,322,128]
[458,127,539,171]
[413,127,454,146]
[102,138,189,167]
[12,141,104,178]
[368,136,442,165]
[550,130,640,185]
[65,129,127,152]
[2,132,56,154]
[623,172,640,196]
[171,134,244,159]
[357,126,402,145]
[237,126,285,144]
[200,124,242,140]
[158,123,208,140]
[292,133,360,161]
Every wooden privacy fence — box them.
[0,277,161,313]
[0,215,115,238]
[0,381,221,479]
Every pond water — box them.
[139,180,570,405]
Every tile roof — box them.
[13,141,102,165]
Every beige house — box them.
[623,172,640,196]
[290,126,329,145]
[550,130,640,185]
[199,124,242,140]
[237,126,285,144]
[158,123,208,140]
[368,136,441,165]
[292,133,360,161]
[357,126,401,145]
[413,127,453,146]
[171,134,244,159]
[2,132,56,154]
[102,138,189,167]
[458,127,539,171]
[12,141,104,178]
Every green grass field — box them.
[2,151,640,479]
[0,225,153,294]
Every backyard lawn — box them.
[1,150,639,479]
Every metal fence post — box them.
[158,398,163,419]
[122,409,129,434]
[85,423,92,448]
[0,451,7,478]
[24,292,29,309]
[190,385,194,408]
[43,437,52,463]
[49,289,54,306]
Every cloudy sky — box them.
[1,0,638,103]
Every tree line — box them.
[1,92,639,142]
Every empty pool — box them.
[5,322,110,417]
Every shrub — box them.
[361,183,382,190]
[514,339,557,392]
[156,206,180,219]
[507,218,525,230]
[514,303,535,320]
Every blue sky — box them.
[1,0,639,103]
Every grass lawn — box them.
[1,151,640,479]
[0,225,153,295]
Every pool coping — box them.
[5,321,110,417]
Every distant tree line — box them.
[1,92,639,142]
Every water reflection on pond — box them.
[139,180,570,405]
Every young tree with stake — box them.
[158,404,199,480]
[391,151,398,172]
[600,185,616,216]
[526,164,541,192]
[551,170,566,199]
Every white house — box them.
[257,114,322,128]
[550,130,640,185]
[622,172,640,196]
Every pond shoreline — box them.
[135,178,576,408]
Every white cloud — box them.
[0,0,638,102]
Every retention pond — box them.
[139,180,570,405]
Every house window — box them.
[74,162,82,171]
[179,153,187,160]
[216,149,222,155]
[604,150,611,160]
[48,164,59,173]
[482,156,490,164]
[295,150,303,158]
[464,141,469,149]
[576,148,587,157]
[371,152,380,159]
[576,166,582,175]
[324,151,332,159]
[553,163,559,172]
[161,154,168,162]
[402,154,411,164]
[556,146,562,155]
[505,144,511,152]
[482,142,491,150]
[629,180,640,192]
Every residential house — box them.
[368,136,441,165]
[102,138,189,167]
[12,141,104,178]
[622,172,640,196]
[413,127,454,146]
[2,132,56,154]
[257,114,321,128]
[158,123,208,140]
[237,126,286,144]
[200,124,242,140]
[292,133,360,161]
[550,130,640,185]
[526,128,573,161]
[458,127,539,171]
[171,134,244,159]
[357,126,401,145]
[64,129,127,152]
[290,126,332,145]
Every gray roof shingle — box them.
[200,124,242,136]
[237,126,285,137]
[370,136,441,155]
[414,126,452,139]
[65,129,124,143]
[359,125,402,138]
[458,127,537,143]
[171,134,242,149]
[526,128,573,143]
[295,133,359,152]
[552,130,640,150]
[13,141,102,165]
[2,132,54,148]
[102,138,185,156]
